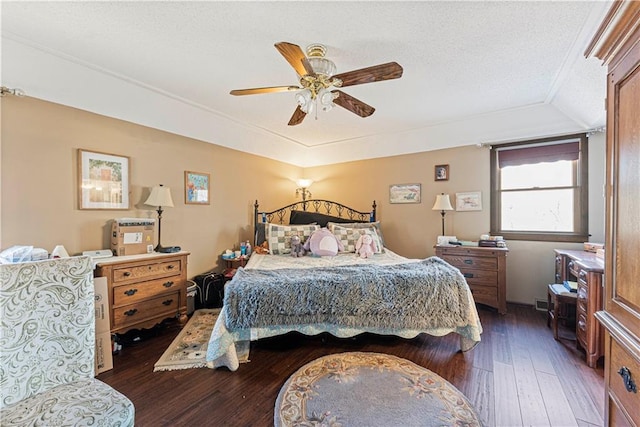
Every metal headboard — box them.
[254,199,377,241]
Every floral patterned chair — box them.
[0,256,135,426]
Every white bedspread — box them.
[205,250,482,371]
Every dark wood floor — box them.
[99,304,604,426]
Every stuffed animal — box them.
[290,235,306,257]
[253,241,270,254]
[355,233,376,259]
[304,228,344,256]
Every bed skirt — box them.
[206,304,482,371]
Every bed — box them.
[205,199,482,371]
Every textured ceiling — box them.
[1,1,611,167]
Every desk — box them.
[554,249,604,367]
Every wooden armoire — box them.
[586,2,640,425]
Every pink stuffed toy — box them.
[303,228,344,256]
[355,233,376,258]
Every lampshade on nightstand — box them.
[432,193,454,235]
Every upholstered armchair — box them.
[0,256,135,426]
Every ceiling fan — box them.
[230,42,403,126]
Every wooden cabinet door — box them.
[605,26,640,335]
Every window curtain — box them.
[498,141,579,168]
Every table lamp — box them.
[144,184,175,253]
[432,193,454,236]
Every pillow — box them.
[255,222,267,246]
[327,221,385,248]
[289,210,366,228]
[303,228,344,256]
[330,224,383,254]
[266,223,320,255]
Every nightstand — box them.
[222,255,249,281]
[435,245,508,314]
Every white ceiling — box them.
[1,1,611,167]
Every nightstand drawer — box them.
[112,292,180,328]
[112,259,182,283]
[459,269,497,287]
[113,277,183,306]
[469,284,498,301]
[440,255,497,271]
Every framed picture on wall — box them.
[185,171,210,205]
[78,149,130,210]
[435,164,449,181]
[456,191,482,211]
[389,183,421,204]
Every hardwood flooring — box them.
[99,304,604,426]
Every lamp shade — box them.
[295,179,313,188]
[144,185,174,208]
[432,193,453,211]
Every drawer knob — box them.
[124,289,138,296]
[124,308,138,317]
[464,259,473,265]
[464,273,474,279]
[123,271,131,277]
[167,265,175,270]
[163,281,174,288]
[162,299,173,306]
[618,367,637,393]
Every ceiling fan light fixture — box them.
[319,88,337,112]
[306,43,336,77]
[308,57,336,77]
[296,89,314,114]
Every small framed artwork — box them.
[78,149,130,210]
[185,171,210,205]
[435,164,449,181]
[389,183,421,204]
[456,191,482,211]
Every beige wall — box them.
[305,133,606,305]
[1,97,301,276]
[1,96,606,306]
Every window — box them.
[490,134,588,242]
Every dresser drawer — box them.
[577,312,588,347]
[112,292,180,328]
[469,284,497,301]
[440,255,497,271]
[609,338,640,424]
[112,259,182,283]
[577,285,588,314]
[113,277,183,306]
[459,269,498,287]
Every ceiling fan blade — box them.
[275,42,315,76]
[230,85,300,96]
[288,105,307,126]
[332,90,375,118]
[333,62,403,87]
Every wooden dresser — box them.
[554,249,604,367]
[95,252,189,334]
[435,245,508,314]
[586,2,640,425]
